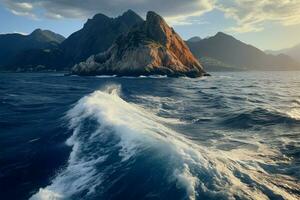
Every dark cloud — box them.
[1,0,213,22]
[2,0,300,32]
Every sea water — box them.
[0,72,299,200]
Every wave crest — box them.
[31,85,300,200]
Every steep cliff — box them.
[61,10,143,65]
[72,11,205,77]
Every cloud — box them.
[1,0,214,24]
[1,0,300,33]
[0,31,28,35]
[44,12,63,19]
[216,0,300,33]
[13,31,28,35]
[2,1,37,19]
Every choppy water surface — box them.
[0,72,299,200]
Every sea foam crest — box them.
[31,85,299,200]
[287,108,300,120]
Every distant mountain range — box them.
[0,10,143,71]
[0,29,65,68]
[265,44,300,63]
[0,10,299,72]
[186,32,300,71]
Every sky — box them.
[0,0,300,50]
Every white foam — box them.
[133,95,185,124]
[287,108,300,120]
[120,75,168,78]
[30,189,63,200]
[174,164,198,200]
[31,85,299,200]
[148,75,168,78]
[96,75,117,78]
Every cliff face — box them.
[72,11,205,77]
[61,10,143,65]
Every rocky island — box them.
[72,11,206,77]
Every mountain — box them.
[72,11,206,77]
[187,36,201,43]
[198,57,242,72]
[2,10,143,71]
[266,44,300,63]
[10,48,65,72]
[187,32,300,71]
[0,29,65,68]
[29,29,65,44]
[61,9,143,65]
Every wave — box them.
[120,75,168,79]
[31,85,300,200]
[133,94,185,123]
[292,99,300,105]
[96,75,117,78]
[287,108,300,120]
[148,75,168,78]
[288,99,300,120]
[222,107,300,129]
[95,74,167,79]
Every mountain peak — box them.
[214,32,235,40]
[215,32,228,37]
[85,13,110,27]
[62,11,144,65]
[29,29,65,43]
[145,11,171,46]
[30,28,43,35]
[188,36,202,43]
[212,32,238,43]
[118,9,143,27]
[121,9,138,17]
[146,11,165,24]
[91,13,110,20]
[72,11,205,77]
[87,11,143,28]
[187,31,300,71]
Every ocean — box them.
[0,72,299,200]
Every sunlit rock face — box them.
[61,9,144,66]
[72,11,206,77]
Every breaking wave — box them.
[31,85,300,200]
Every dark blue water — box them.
[0,72,299,200]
